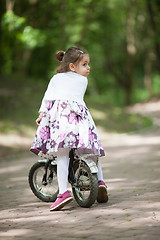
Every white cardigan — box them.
[39,72,88,112]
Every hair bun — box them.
[55,51,65,62]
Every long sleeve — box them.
[38,78,54,113]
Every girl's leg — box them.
[56,148,70,194]
[97,160,103,181]
[97,160,109,203]
[50,148,73,211]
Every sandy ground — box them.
[0,101,160,240]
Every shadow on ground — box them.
[0,101,160,240]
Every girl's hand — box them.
[36,112,44,126]
[36,117,42,126]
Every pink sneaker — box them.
[50,190,73,211]
[97,180,109,203]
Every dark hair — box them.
[55,46,88,73]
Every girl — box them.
[30,46,108,211]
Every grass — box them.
[0,75,153,136]
[133,188,147,192]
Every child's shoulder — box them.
[52,72,74,80]
[50,72,69,84]
[52,72,67,78]
[51,72,87,81]
[50,72,64,80]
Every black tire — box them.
[72,161,98,208]
[28,162,58,202]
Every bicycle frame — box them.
[37,148,98,187]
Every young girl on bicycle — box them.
[30,46,108,211]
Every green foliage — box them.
[2,11,25,30]
[1,0,160,105]
[17,26,46,49]
[133,74,160,103]
[152,74,160,94]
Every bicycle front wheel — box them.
[72,161,98,208]
[28,162,58,202]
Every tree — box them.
[1,0,160,105]
[0,0,6,74]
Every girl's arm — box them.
[37,76,55,125]
[38,77,54,113]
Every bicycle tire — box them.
[28,161,58,202]
[72,161,98,208]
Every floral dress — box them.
[30,100,105,157]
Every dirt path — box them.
[0,102,160,240]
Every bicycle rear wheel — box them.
[72,161,98,208]
[28,162,58,202]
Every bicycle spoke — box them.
[33,166,58,197]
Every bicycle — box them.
[28,148,99,208]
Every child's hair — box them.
[55,46,88,73]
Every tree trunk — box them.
[124,0,136,105]
[6,0,15,12]
[77,0,96,46]
[59,0,67,48]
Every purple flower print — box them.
[79,137,85,148]
[89,129,95,141]
[68,112,78,125]
[51,120,59,129]
[59,132,66,141]
[79,137,84,145]
[61,102,68,109]
[30,99,105,157]
[67,132,78,147]
[47,101,54,110]
[47,101,52,110]
[47,113,51,121]
[43,112,47,118]
[50,140,56,148]
[98,139,103,147]
[39,126,50,140]
[77,105,87,120]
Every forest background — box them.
[0,0,160,157]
